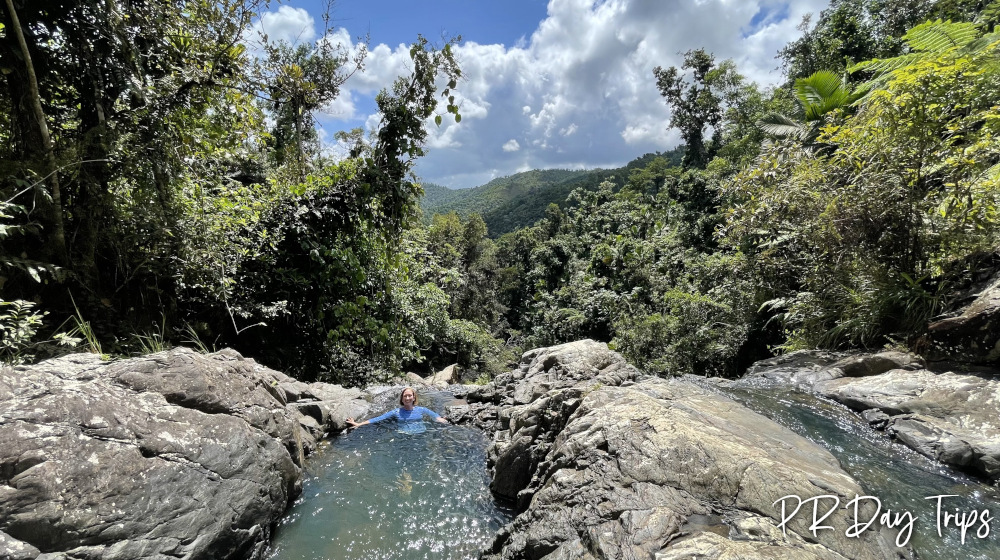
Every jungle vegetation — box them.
[2,0,998,385]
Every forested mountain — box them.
[420,182,468,209]
[420,149,683,236]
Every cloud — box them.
[287,0,831,188]
[255,6,316,45]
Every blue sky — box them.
[328,0,551,47]
[255,0,831,189]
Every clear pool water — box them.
[266,390,512,560]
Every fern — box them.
[851,19,1000,95]
[904,20,979,53]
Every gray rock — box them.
[1,348,370,559]
[104,348,306,465]
[403,372,427,385]
[0,530,40,560]
[745,350,921,387]
[464,340,640,507]
[427,364,461,387]
[815,368,1000,481]
[482,377,903,560]
[473,341,903,559]
[749,349,1000,483]
[743,350,848,385]
[830,352,924,378]
[917,271,1000,365]
[862,408,891,429]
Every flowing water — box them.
[267,382,999,559]
[266,389,512,560]
[715,380,1000,560]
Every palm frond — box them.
[794,70,856,121]
[757,112,808,139]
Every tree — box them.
[778,0,994,83]
[653,49,732,169]
[850,18,1000,92]
[779,0,928,81]
[1,0,66,267]
[223,37,465,384]
[254,19,367,180]
[722,20,1000,349]
[0,0,265,333]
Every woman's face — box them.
[400,388,416,409]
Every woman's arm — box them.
[347,409,397,429]
[345,417,369,429]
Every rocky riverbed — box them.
[742,350,1000,483]
[4,332,998,558]
[449,340,908,560]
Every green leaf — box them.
[435,115,442,126]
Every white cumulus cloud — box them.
[271,0,831,188]
[255,6,316,45]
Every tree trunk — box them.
[4,0,68,266]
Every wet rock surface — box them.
[458,340,904,560]
[746,351,1000,483]
[0,348,368,560]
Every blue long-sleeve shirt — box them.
[368,406,441,424]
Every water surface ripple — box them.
[267,390,512,560]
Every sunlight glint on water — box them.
[267,391,512,560]
[716,383,1000,560]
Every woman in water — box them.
[346,387,449,428]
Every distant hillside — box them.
[419,182,467,209]
[420,149,683,237]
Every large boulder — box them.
[745,350,921,387]
[0,348,369,559]
[427,364,461,387]
[462,339,640,505]
[916,270,1000,365]
[747,351,1000,483]
[466,341,904,559]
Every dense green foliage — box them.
[416,0,1000,376]
[3,0,998,384]
[0,1,464,382]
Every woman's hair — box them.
[399,387,419,406]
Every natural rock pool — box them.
[266,389,512,560]
[266,376,1000,559]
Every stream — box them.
[714,379,1000,560]
[267,382,999,559]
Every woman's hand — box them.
[346,417,368,429]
